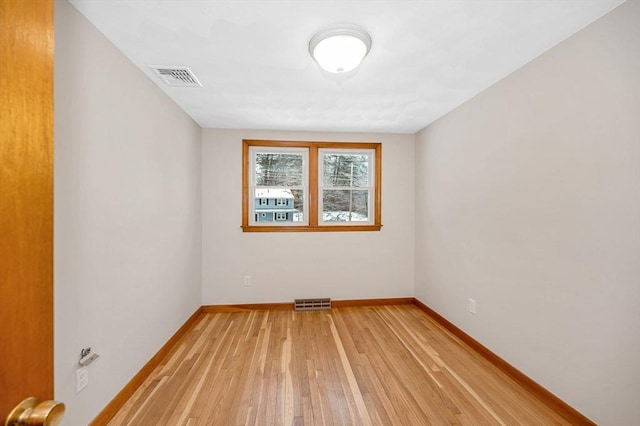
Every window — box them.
[243,140,381,232]
[320,150,373,224]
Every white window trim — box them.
[318,148,375,226]
[249,146,308,226]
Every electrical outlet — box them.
[76,367,89,394]
[243,275,251,286]
[468,298,477,315]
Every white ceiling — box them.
[68,0,624,134]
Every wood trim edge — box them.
[242,139,382,233]
[332,297,414,308]
[203,298,414,312]
[91,296,411,422]
[202,303,294,312]
[241,224,382,232]
[412,298,596,426]
[92,298,589,425]
[89,306,203,426]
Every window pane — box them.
[255,153,303,186]
[322,154,369,187]
[254,188,304,223]
[244,140,380,231]
[291,189,304,222]
[322,189,369,222]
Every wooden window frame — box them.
[242,139,382,232]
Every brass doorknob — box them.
[5,397,65,426]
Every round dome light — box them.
[309,25,372,73]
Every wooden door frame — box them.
[0,0,55,417]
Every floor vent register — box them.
[294,298,331,311]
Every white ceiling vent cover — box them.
[149,66,202,87]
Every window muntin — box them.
[249,146,307,226]
[319,150,374,225]
[242,140,381,232]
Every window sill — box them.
[241,224,382,232]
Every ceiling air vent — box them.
[148,66,202,87]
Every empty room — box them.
[2,0,638,425]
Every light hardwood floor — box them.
[108,305,569,425]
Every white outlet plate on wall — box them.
[76,367,89,394]
[468,298,477,315]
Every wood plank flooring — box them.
[107,305,569,425]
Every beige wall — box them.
[54,1,202,424]
[414,1,640,424]
[202,129,415,305]
[53,0,638,424]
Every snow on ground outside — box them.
[292,212,368,222]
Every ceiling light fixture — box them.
[309,24,372,73]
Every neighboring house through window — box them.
[242,139,382,232]
[253,188,296,223]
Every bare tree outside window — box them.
[255,153,303,187]
[255,152,305,220]
[243,140,381,232]
[322,153,370,222]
